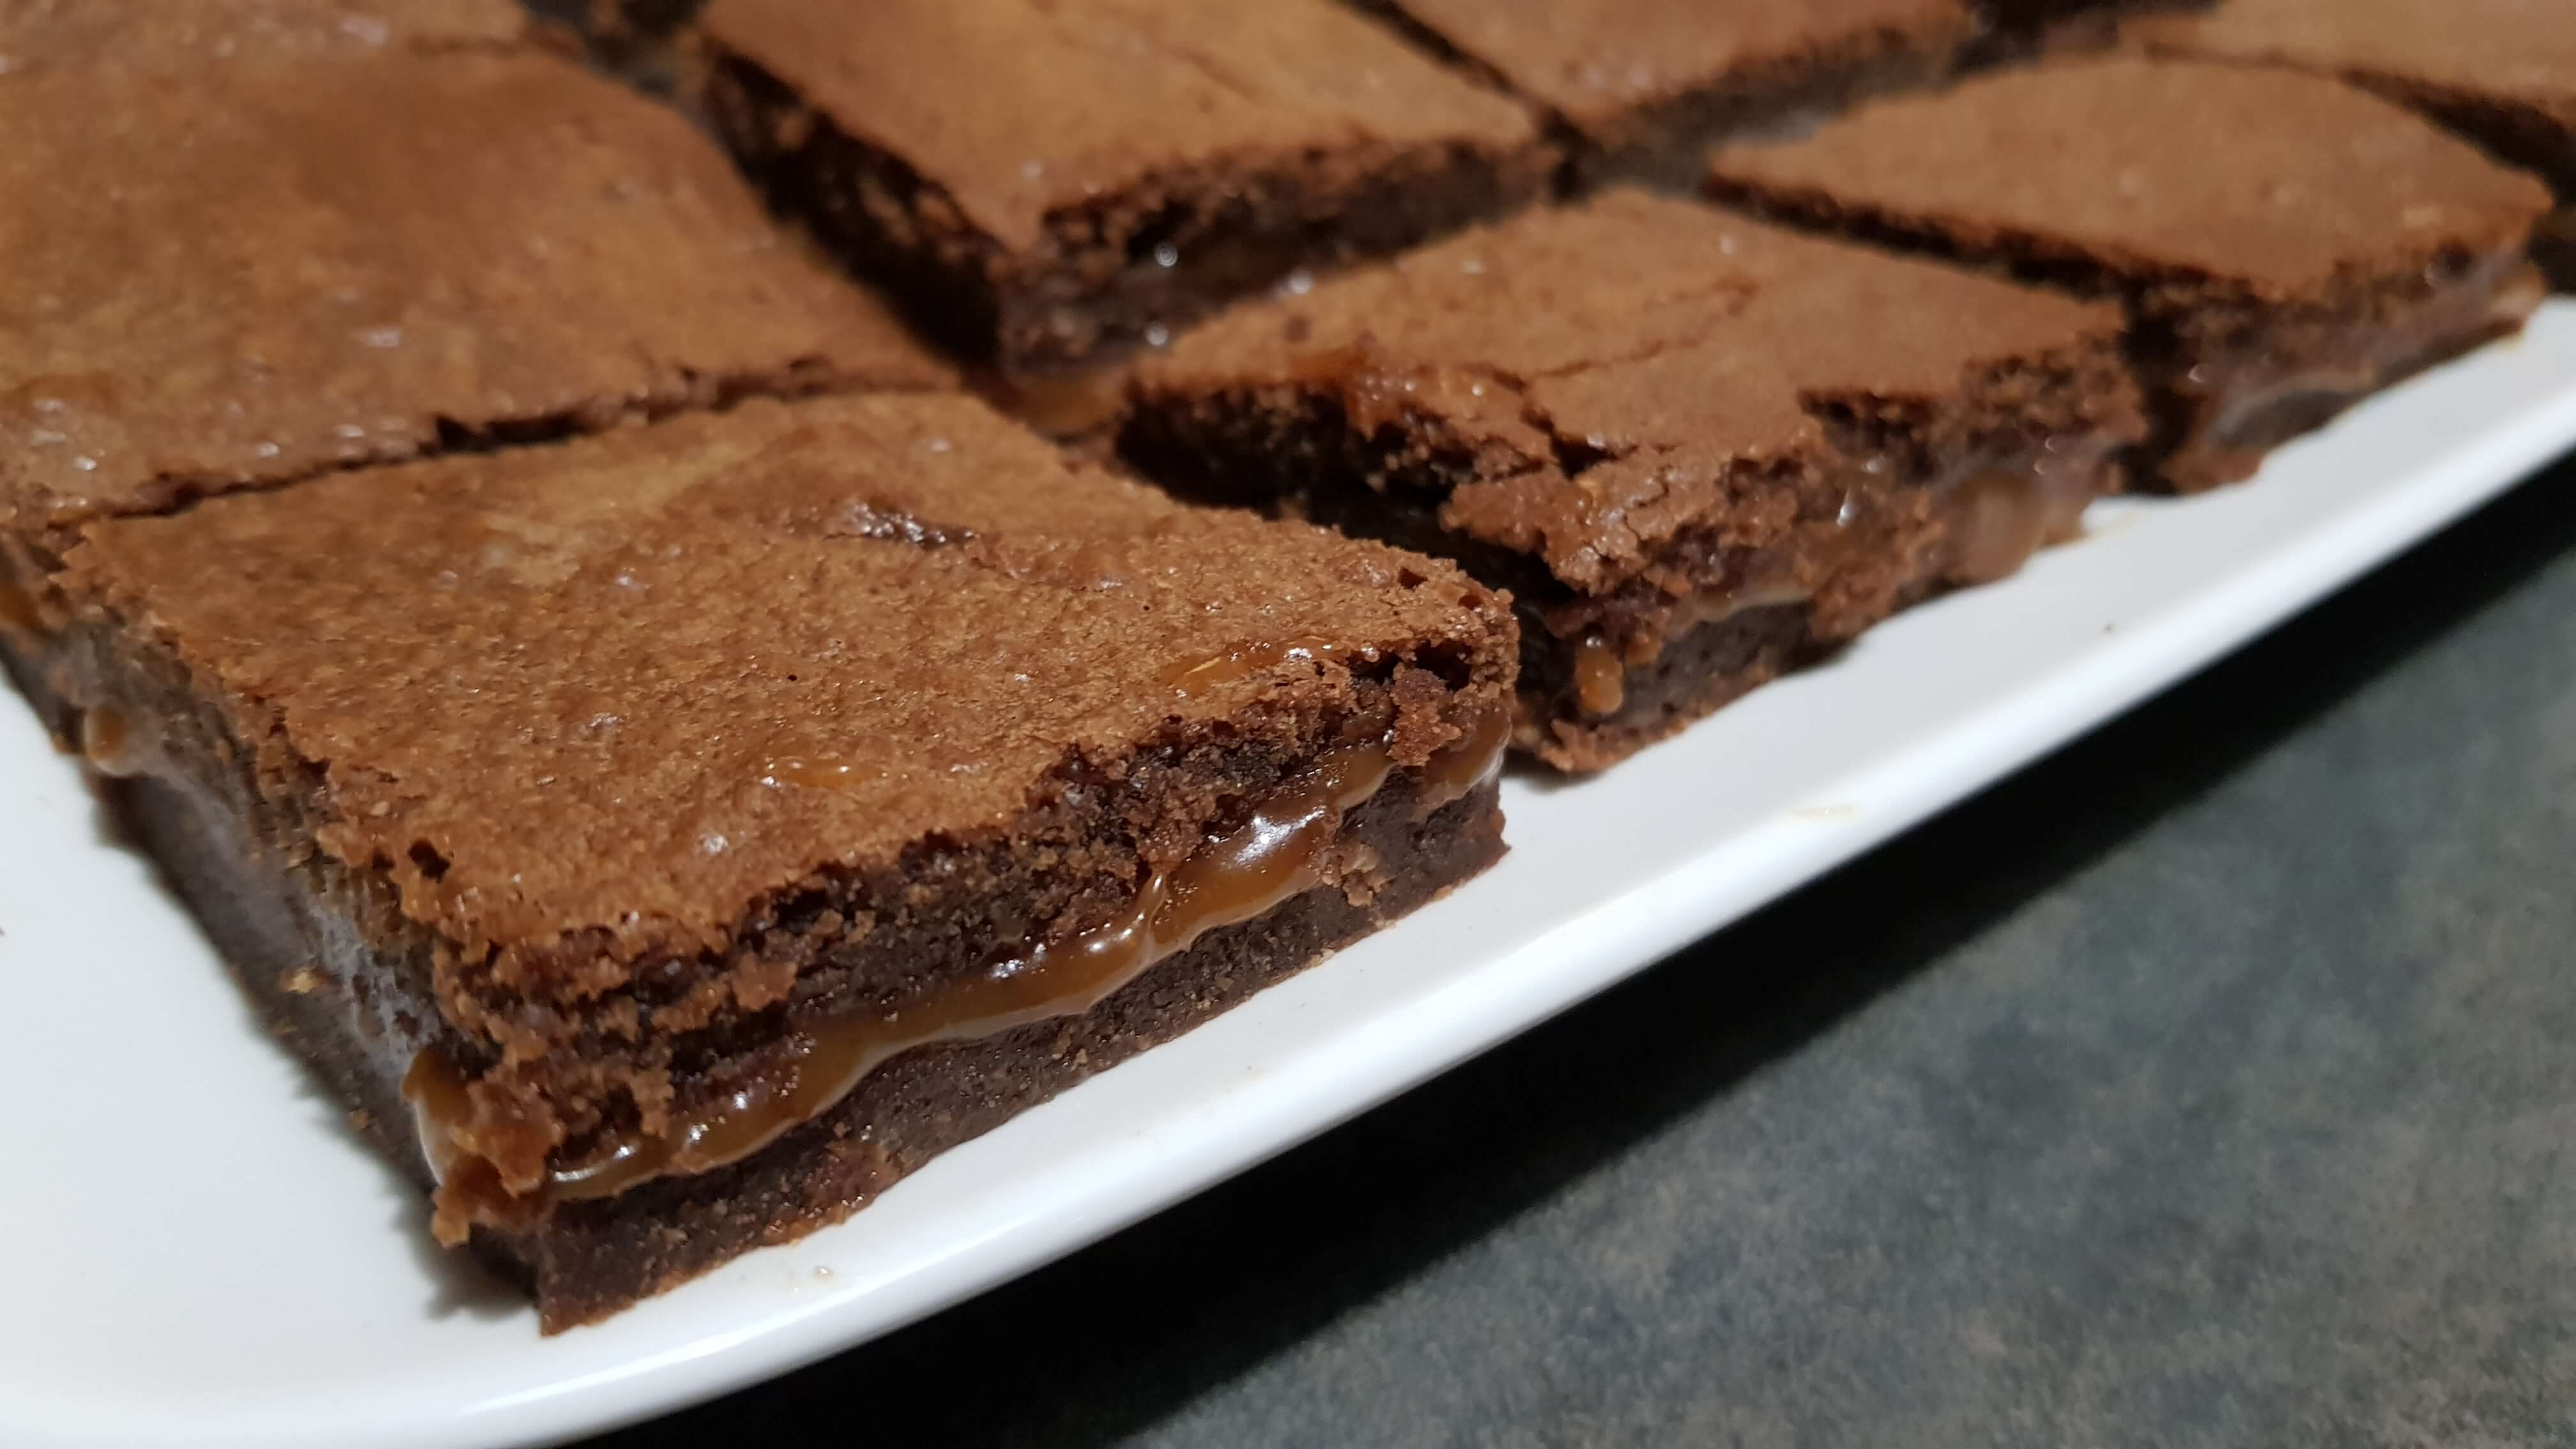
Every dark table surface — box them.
[588,452,2576,1449]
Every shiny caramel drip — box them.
[1414,707,1511,817]
[79,704,143,778]
[1933,438,2112,587]
[410,711,1505,1208]
[980,364,1132,439]
[1165,635,1378,696]
[1570,636,1626,720]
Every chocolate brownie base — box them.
[1,394,1516,1329]
[1123,191,2143,770]
[2127,0,2576,289]
[1351,0,1975,187]
[36,675,1498,1330]
[691,0,1549,375]
[1709,57,2552,491]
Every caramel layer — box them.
[406,710,1508,1210]
[1165,635,1383,697]
[1554,434,2118,726]
[1571,636,1626,719]
[2185,250,2544,483]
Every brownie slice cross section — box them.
[691,0,1552,377]
[2127,0,2576,288]
[1352,0,1977,185]
[0,394,1517,1331]
[1707,57,2554,491]
[1121,189,2144,770]
[0,40,947,579]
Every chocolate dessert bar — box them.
[2128,0,2576,287]
[1353,0,1975,183]
[0,394,1517,1330]
[1708,57,2552,491]
[691,0,1551,375]
[0,42,947,565]
[1121,190,2144,770]
[0,0,529,76]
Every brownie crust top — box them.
[2127,0,2576,154]
[1372,0,1974,135]
[58,395,1512,966]
[1139,190,2128,594]
[1708,57,2556,296]
[0,0,529,76]
[696,0,1542,253]
[0,48,949,533]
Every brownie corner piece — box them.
[692,0,1551,376]
[2124,0,2576,289]
[2,392,1514,1330]
[1707,55,2553,491]
[1356,0,1979,183]
[1121,188,2143,770]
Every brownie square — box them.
[1707,57,2554,492]
[0,394,1516,1330]
[2128,0,2576,288]
[0,42,947,564]
[1354,0,1977,184]
[692,0,1552,375]
[0,0,530,76]
[1121,190,2144,770]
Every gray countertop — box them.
[592,452,2576,1449]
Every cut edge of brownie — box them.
[1120,337,2143,770]
[0,520,1515,1331]
[1349,0,1977,191]
[1703,172,2549,492]
[694,40,1556,376]
[0,356,951,557]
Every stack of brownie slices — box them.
[0,0,2560,1330]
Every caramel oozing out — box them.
[1165,635,1379,697]
[79,704,143,778]
[2196,251,2543,466]
[1570,636,1627,720]
[1935,444,2105,588]
[413,710,1508,1208]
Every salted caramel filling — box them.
[1554,436,2116,726]
[1933,440,2109,587]
[978,363,1134,439]
[1570,636,1626,720]
[79,703,146,778]
[2200,252,2545,458]
[1164,634,1383,698]
[406,709,1508,1213]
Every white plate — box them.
[4,305,2573,1449]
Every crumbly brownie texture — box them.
[1122,190,2143,770]
[1707,57,2553,491]
[0,394,1515,1330]
[1354,0,1975,184]
[2127,0,2576,288]
[0,45,947,557]
[692,0,1551,375]
[0,0,530,75]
